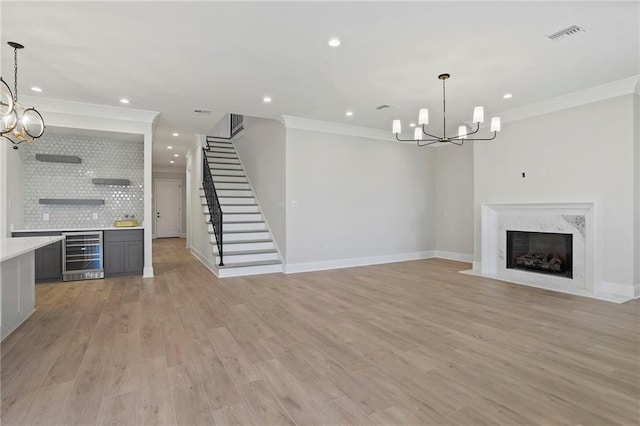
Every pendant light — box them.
[1,42,46,146]
[393,73,500,146]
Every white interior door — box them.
[156,179,181,238]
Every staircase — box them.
[200,137,283,277]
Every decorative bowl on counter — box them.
[113,220,139,227]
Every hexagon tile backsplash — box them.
[20,133,144,229]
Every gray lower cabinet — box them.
[104,230,143,276]
[12,231,63,283]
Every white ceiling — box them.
[1,1,638,168]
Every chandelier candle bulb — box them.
[491,117,501,132]
[392,119,401,134]
[473,106,484,123]
[414,127,423,140]
[418,108,429,125]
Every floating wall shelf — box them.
[39,198,105,205]
[92,178,131,186]
[36,154,81,164]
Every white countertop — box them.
[0,236,65,263]
[13,226,144,233]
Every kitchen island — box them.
[0,236,65,340]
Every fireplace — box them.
[506,231,573,279]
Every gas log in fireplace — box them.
[506,231,573,279]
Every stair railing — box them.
[202,148,224,266]
[205,114,244,148]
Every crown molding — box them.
[152,166,185,174]
[281,115,397,142]
[20,95,159,124]
[475,74,640,128]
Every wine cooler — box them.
[62,231,104,281]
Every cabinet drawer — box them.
[104,230,143,242]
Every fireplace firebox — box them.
[506,231,573,279]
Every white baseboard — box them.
[142,266,154,278]
[285,250,435,274]
[434,251,474,263]
[152,234,157,239]
[635,282,640,299]
[472,261,482,271]
[190,247,219,277]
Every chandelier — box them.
[392,73,500,146]
[1,42,45,146]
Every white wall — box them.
[285,128,436,270]
[152,170,187,237]
[474,95,636,294]
[234,117,286,257]
[434,143,474,260]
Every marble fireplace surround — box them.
[463,202,622,301]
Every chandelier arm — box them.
[420,125,441,139]
[465,131,498,142]
[417,140,441,147]
[448,139,465,146]
[0,135,23,145]
[13,46,18,101]
[395,134,440,143]
[459,122,481,138]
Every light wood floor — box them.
[1,238,639,425]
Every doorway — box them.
[155,179,182,238]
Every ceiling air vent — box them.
[194,108,211,115]
[376,104,393,110]
[547,25,586,41]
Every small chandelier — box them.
[392,73,500,146]
[1,42,45,146]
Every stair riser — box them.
[219,232,270,242]
[213,241,275,252]
[215,252,279,264]
[218,189,253,197]
[206,151,238,158]
[214,182,250,190]
[217,263,283,278]
[209,163,242,170]
[212,176,248,183]
[206,156,240,164]
[212,169,245,176]
[219,197,255,204]
[220,205,260,213]
[217,223,267,232]
[208,142,234,149]
[224,213,262,222]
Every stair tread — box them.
[218,239,273,245]
[214,249,277,256]
[218,195,254,199]
[224,229,268,234]
[220,203,258,206]
[223,220,265,224]
[218,260,282,269]
[218,188,252,191]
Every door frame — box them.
[154,178,183,238]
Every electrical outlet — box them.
[93,212,98,220]
[43,213,49,221]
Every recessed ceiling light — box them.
[120,98,130,104]
[409,122,416,127]
[167,146,173,150]
[174,154,179,157]
[503,93,513,99]
[169,160,175,164]
[30,86,43,93]
[328,37,341,47]
[263,96,272,104]
[345,111,354,117]
[172,132,179,137]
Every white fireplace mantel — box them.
[462,202,631,303]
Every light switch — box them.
[93,213,98,220]
[43,213,49,221]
